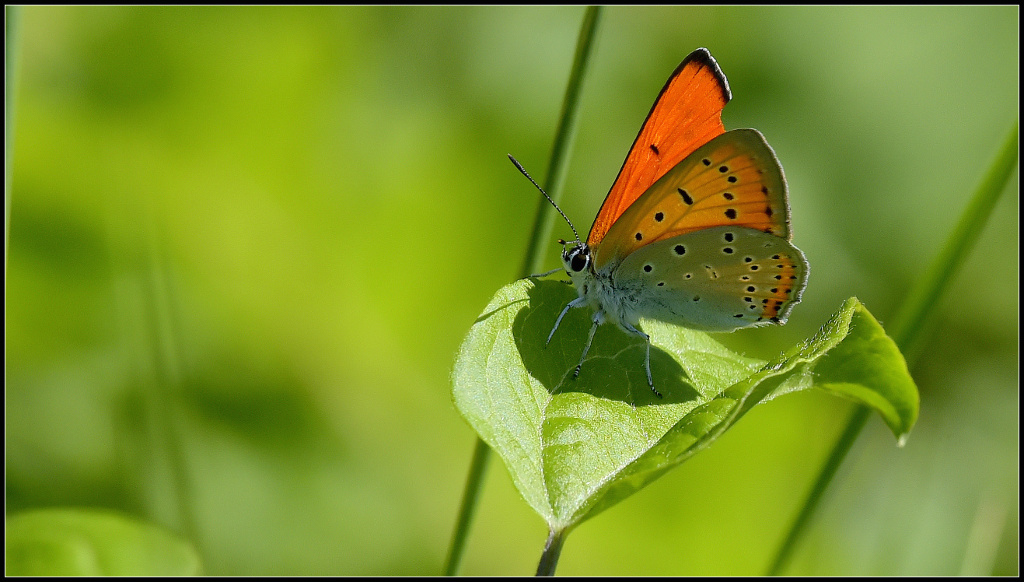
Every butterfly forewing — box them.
[587,48,731,247]
[593,129,790,270]
[615,226,808,331]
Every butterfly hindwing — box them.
[614,226,808,332]
[593,128,790,270]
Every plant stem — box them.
[6,5,23,271]
[443,6,603,575]
[886,121,1020,356]
[442,438,491,576]
[765,405,869,576]
[535,527,567,576]
[520,5,603,278]
[141,212,202,555]
[766,121,1019,575]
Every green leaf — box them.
[5,507,202,576]
[452,279,919,532]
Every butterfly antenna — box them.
[508,154,581,244]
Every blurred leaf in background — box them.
[6,508,201,576]
[6,5,1017,576]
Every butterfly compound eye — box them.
[567,246,590,272]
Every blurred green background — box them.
[6,6,1018,576]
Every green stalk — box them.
[6,5,23,271]
[767,122,1019,575]
[535,527,568,576]
[519,5,602,278]
[443,6,603,575]
[142,219,201,551]
[887,122,1019,354]
[442,438,490,576]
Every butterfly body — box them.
[563,223,805,332]
[532,48,808,397]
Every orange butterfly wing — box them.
[592,128,792,269]
[587,48,731,247]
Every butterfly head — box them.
[559,238,592,277]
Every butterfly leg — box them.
[547,296,587,344]
[621,322,662,399]
[572,317,601,380]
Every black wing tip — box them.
[677,47,732,103]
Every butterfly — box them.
[517,48,809,398]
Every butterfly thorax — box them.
[562,241,642,329]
